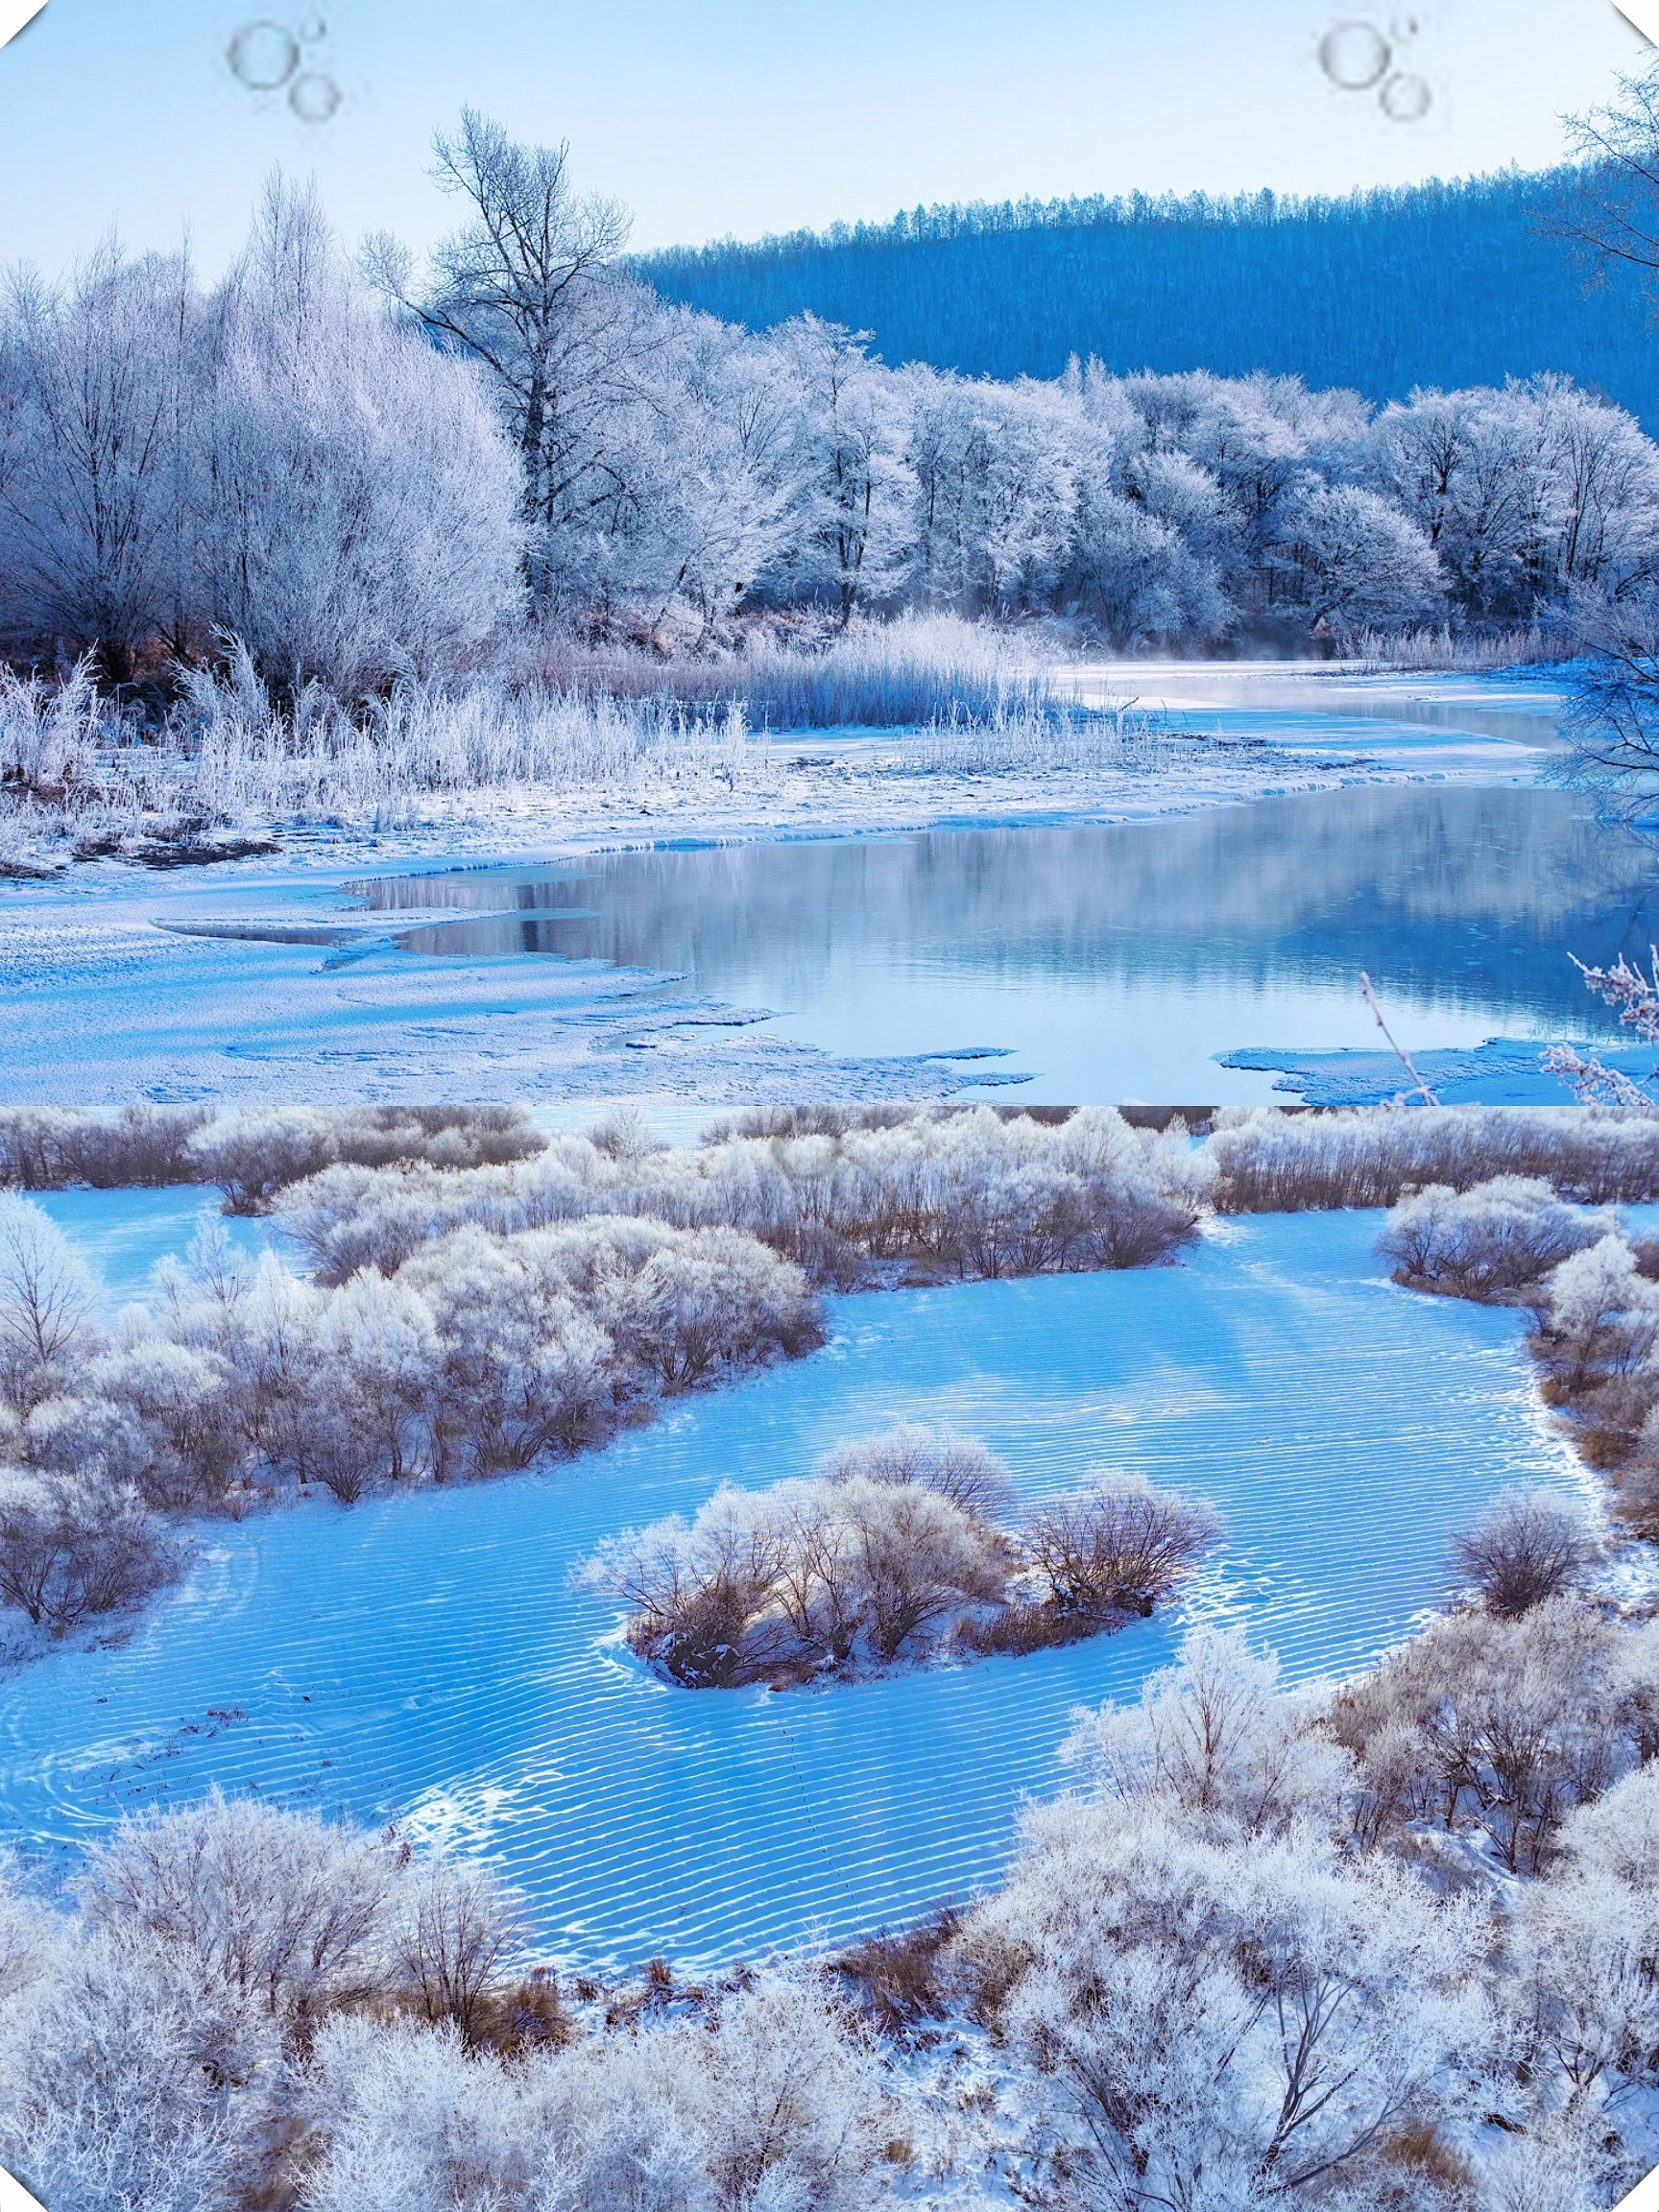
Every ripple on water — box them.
[0,1211,1578,1968]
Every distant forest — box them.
[634,172,1659,427]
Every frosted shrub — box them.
[393,1858,534,2047]
[77,1334,243,1509]
[1450,1488,1601,1618]
[279,1106,1205,1291]
[0,1103,214,1190]
[1064,1627,1353,1837]
[600,1222,826,1387]
[969,1795,1480,2211]
[0,1468,180,1630]
[0,1932,269,2212]
[76,1789,397,2027]
[1211,1106,1659,1212]
[1377,1177,1606,1300]
[813,1422,1016,1520]
[396,1228,618,1479]
[1025,1478,1224,1619]
[396,1216,820,1477]
[183,1103,545,1215]
[298,1965,881,2212]
[590,1474,1011,1686]
[303,1270,444,1499]
[1330,1599,1648,1868]
[589,1437,1215,1688]
[1540,1234,1659,1383]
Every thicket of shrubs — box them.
[1210,1106,1659,1213]
[583,1425,1220,1686]
[0,1190,823,1653]
[1373,1177,1659,1558]
[277,1104,1209,1290]
[0,1103,546,1207]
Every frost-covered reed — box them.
[1352,622,1556,672]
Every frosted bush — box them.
[298,1964,882,2212]
[1377,1177,1608,1300]
[969,1794,1482,2211]
[588,1442,1215,1688]
[0,1103,214,1190]
[0,1932,269,2212]
[278,1105,1204,1291]
[1330,1598,1649,1869]
[813,1422,1016,1520]
[183,1103,546,1215]
[1540,1234,1659,1382]
[0,1467,180,1630]
[76,1789,398,2024]
[0,1194,104,1415]
[1025,1477,1224,1620]
[1064,1627,1353,1838]
[589,1473,1012,1686]
[1450,1488,1601,1618]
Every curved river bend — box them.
[0,1208,1580,1969]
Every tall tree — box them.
[366,111,639,613]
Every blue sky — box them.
[0,0,1649,273]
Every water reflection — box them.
[348,786,1659,1100]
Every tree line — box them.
[4,116,1659,703]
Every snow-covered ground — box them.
[0,1203,1586,1970]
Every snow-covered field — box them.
[0,1202,1584,1970]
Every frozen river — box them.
[5,665,1647,1108]
[0,1205,1581,1968]
[348,781,1659,1104]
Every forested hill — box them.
[635,171,1659,424]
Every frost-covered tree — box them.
[0,244,204,676]
[365,109,638,616]
[0,1194,103,1416]
[1377,1177,1609,1300]
[972,1795,1481,2210]
[203,179,522,695]
[1278,481,1445,636]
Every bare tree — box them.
[1026,1478,1222,1619]
[365,110,639,612]
[1556,63,1659,310]
[1451,1488,1600,1619]
[394,1856,530,2047]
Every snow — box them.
[29,1188,278,1307]
[1215,1039,1659,1106]
[0,1203,1588,1971]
